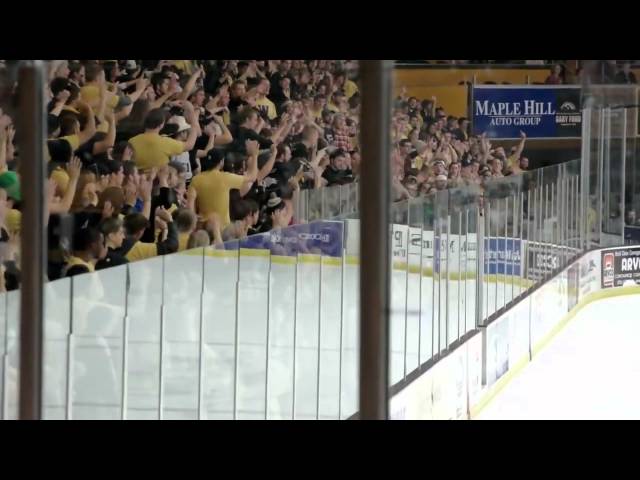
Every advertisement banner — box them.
[392,224,409,266]
[485,316,510,388]
[567,262,579,311]
[601,246,640,288]
[483,237,522,276]
[579,250,600,300]
[525,242,561,281]
[238,221,344,257]
[472,86,582,139]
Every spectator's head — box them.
[202,149,225,172]
[449,162,461,178]
[189,88,206,107]
[494,146,506,160]
[551,63,564,77]
[626,209,637,225]
[59,114,81,136]
[103,61,121,83]
[332,113,346,130]
[447,116,458,130]
[113,142,134,163]
[245,199,260,227]
[427,122,437,136]
[490,157,503,174]
[101,217,125,249]
[276,144,291,163]
[408,96,418,109]
[257,78,271,96]
[313,94,327,110]
[68,62,85,86]
[71,172,98,210]
[50,77,80,106]
[175,208,197,234]
[279,76,291,91]
[187,230,210,249]
[124,213,150,241]
[151,72,171,96]
[458,117,469,131]
[99,186,125,216]
[332,90,346,107]
[399,139,412,156]
[302,125,319,145]
[230,80,246,99]
[237,107,259,130]
[122,160,139,187]
[84,62,103,83]
[166,115,191,141]
[72,227,104,260]
[330,148,349,171]
[432,160,446,176]
[519,156,529,170]
[434,174,448,191]
[265,193,288,229]
[403,175,419,197]
[167,161,185,187]
[143,108,167,132]
[321,109,333,126]
[51,60,70,79]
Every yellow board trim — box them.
[239,248,270,258]
[204,249,238,259]
[322,257,342,267]
[470,285,640,419]
[298,254,321,264]
[271,255,297,265]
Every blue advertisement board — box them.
[229,221,344,257]
[472,86,582,139]
[483,237,522,276]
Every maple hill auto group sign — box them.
[471,85,582,139]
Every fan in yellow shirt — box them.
[188,140,260,228]
[129,107,199,171]
[255,78,277,120]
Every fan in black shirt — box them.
[322,148,354,187]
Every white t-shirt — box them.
[171,151,193,180]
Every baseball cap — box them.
[0,171,21,202]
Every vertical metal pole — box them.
[621,110,628,244]
[445,213,451,348]
[121,266,131,420]
[18,60,46,421]
[65,280,74,420]
[337,252,346,419]
[598,108,605,244]
[197,251,206,420]
[417,220,424,363]
[315,258,323,420]
[476,203,484,327]
[457,212,462,339]
[158,257,166,421]
[580,107,591,251]
[264,257,272,420]
[291,257,299,419]
[232,251,241,420]
[2,293,9,419]
[503,197,509,306]
[403,206,410,379]
[359,60,391,420]
[604,108,611,236]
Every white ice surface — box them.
[478,292,640,420]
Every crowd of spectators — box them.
[389,88,529,202]
[0,59,362,289]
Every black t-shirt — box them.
[322,166,354,186]
[229,126,273,152]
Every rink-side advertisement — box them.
[472,86,582,139]
[601,247,640,289]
